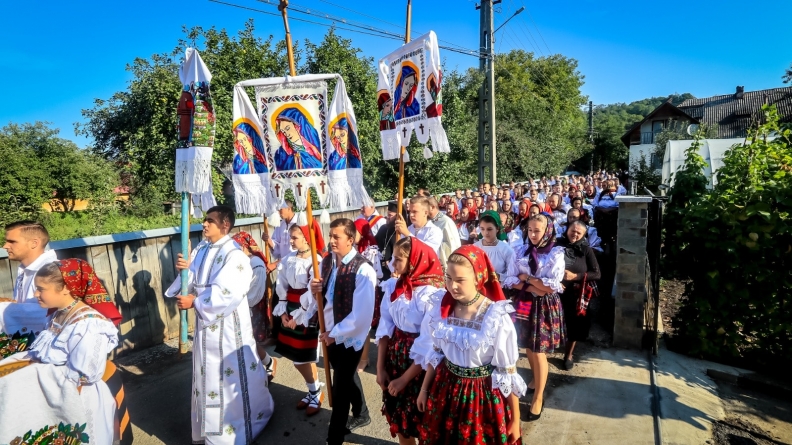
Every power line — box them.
[209,0,490,58]
[520,1,551,53]
[318,0,404,32]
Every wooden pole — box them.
[395,0,413,239]
[179,192,190,355]
[279,0,333,407]
[261,219,274,330]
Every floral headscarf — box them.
[524,214,556,275]
[298,219,326,256]
[354,219,377,254]
[392,238,444,302]
[440,245,506,318]
[55,259,122,326]
[232,231,267,264]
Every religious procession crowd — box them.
[0,170,629,445]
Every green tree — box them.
[0,124,51,224]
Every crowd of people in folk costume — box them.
[0,170,626,445]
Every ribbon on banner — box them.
[175,48,216,213]
[377,31,450,161]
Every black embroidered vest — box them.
[321,252,370,324]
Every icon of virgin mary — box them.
[328,117,362,171]
[232,121,268,174]
[393,65,420,121]
[273,107,323,171]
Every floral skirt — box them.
[419,361,519,445]
[382,328,424,439]
[371,287,384,328]
[250,297,270,343]
[513,292,566,353]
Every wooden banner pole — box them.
[396,0,413,239]
[278,0,333,407]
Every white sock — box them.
[307,381,319,393]
[263,354,272,367]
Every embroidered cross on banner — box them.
[296,182,303,197]
[319,180,326,194]
[274,184,281,197]
[402,126,407,138]
[419,123,425,134]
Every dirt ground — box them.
[659,278,687,337]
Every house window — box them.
[651,153,663,170]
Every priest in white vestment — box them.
[167,206,274,444]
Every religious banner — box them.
[253,76,331,210]
[232,86,275,214]
[377,31,450,161]
[326,78,371,209]
[175,48,216,211]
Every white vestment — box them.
[166,235,274,444]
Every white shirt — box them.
[14,250,59,303]
[247,255,267,307]
[502,245,566,293]
[271,218,296,260]
[412,295,527,398]
[507,228,523,250]
[307,249,377,351]
[408,221,444,257]
[357,212,387,236]
[593,191,620,209]
[273,252,322,326]
[430,213,462,267]
[474,240,515,280]
[375,280,441,343]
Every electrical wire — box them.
[521,1,551,53]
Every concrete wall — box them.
[0,204,386,357]
[612,196,652,348]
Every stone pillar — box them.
[612,196,652,348]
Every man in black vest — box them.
[310,218,377,445]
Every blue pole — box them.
[179,192,190,355]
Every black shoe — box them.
[346,414,371,432]
[564,357,574,370]
[527,404,543,421]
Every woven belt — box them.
[445,361,493,378]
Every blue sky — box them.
[2,0,790,148]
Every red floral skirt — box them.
[419,360,520,445]
[382,328,425,439]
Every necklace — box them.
[458,292,482,307]
[297,248,311,255]
[56,299,79,313]
[482,239,499,246]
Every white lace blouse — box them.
[473,240,515,281]
[28,306,119,385]
[501,245,566,293]
[273,251,322,326]
[375,279,442,344]
[411,294,527,398]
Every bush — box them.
[668,105,792,366]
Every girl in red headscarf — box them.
[413,245,524,445]
[353,218,384,371]
[232,231,278,381]
[272,222,326,416]
[0,259,123,445]
[375,237,444,444]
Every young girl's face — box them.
[445,262,477,301]
[479,221,498,243]
[393,252,410,275]
[527,219,547,246]
[33,276,73,309]
[289,229,309,251]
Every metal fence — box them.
[643,196,666,355]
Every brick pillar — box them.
[612,196,652,348]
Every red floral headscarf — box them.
[354,219,377,254]
[439,245,506,318]
[299,219,326,256]
[391,238,444,302]
[55,258,122,326]
[232,231,267,264]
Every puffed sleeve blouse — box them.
[411,292,527,398]
[375,280,442,345]
[501,245,566,293]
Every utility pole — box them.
[477,0,499,185]
[588,100,594,174]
